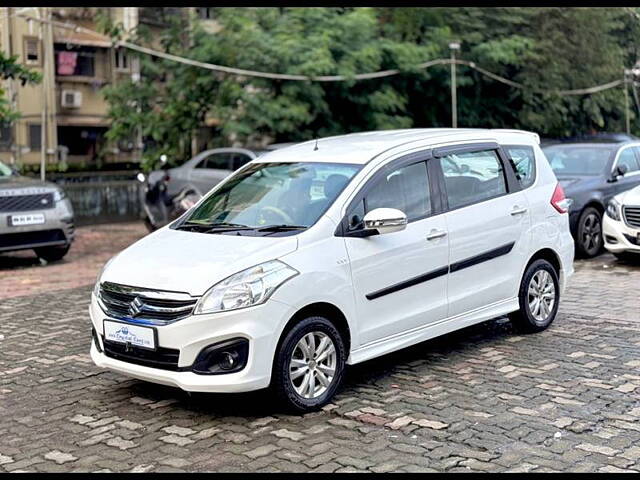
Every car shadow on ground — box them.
[0,252,48,269]
[118,317,516,418]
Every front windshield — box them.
[183,162,361,228]
[0,160,13,177]
[542,145,613,176]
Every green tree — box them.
[0,51,42,125]
[101,7,640,170]
[101,7,444,169]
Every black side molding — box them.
[365,266,449,301]
[365,242,516,301]
[449,242,515,273]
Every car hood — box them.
[101,226,299,296]
[617,185,640,206]
[0,175,58,191]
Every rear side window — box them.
[196,153,231,170]
[505,145,536,188]
[231,153,252,170]
[348,161,431,229]
[439,150,507,210]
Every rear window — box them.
[505,145,536,188]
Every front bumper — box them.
[0,197,75,252]
[603,214,640,254]
[89,293,296,393]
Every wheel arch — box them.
[274,302,352,360]
[525,247,562,276]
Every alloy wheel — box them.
[289,331,337,399]
[581,212,601,255]
[527,270,556,324]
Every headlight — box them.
[194,260,298,315]
[53,189,67,202]
[606,199,621,221]
[93,256,117,297]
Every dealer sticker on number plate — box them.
[103,320,156,350]
[9,213,45,226]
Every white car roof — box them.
[253,128,540,165]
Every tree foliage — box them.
[0,51,42,125]
[101,7,640,169]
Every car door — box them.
[189,152,233,194]
[436,143,531,318]
[341,154,449,345]
[610,145,640,197]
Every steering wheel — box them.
[258,206,295,225]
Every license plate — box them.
[103,320,157,350]
[9,213,45,226]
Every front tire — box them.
[509,259,560,333]
[576,207,603,258]
[34,245,70,262]
[272,316,346,413]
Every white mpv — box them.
[90,129,574,412]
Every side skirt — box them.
[347,297,519,365]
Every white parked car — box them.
[90,128,575,412]
[603,184,640,260]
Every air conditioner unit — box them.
[61,90,82,108]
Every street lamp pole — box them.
[449,42,460,128]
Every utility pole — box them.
[449,42,460,128]
[624,68,631,135]
[38,7,46,181]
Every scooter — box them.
[137,155,202,232]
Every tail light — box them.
[550,183,571,213]
[163,173,171,182]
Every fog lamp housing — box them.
[191,338,249,375]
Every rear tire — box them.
[272,316,346,413]
[34,244,70,262]
[509,259,560,333]
[576,207,603,258]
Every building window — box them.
[196,7,214,20]
[0,125,13,150]
[54,45,96,77]
[29,124,42,151]
[114,48,129,71]
[24,36,41,66]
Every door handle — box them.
[510,206,528,216]
[426,229,447,241]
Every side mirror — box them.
[362,208,407,235]
[610,164,628,182]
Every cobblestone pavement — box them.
[0,222,148,300]
[1,245,639,472]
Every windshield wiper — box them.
[256,224,308,232]
[176,221,252,232]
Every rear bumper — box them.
[0,198,74,252]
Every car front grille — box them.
[102,338,181,371]
[623,206,640,229]
[98,281,198,325]
[0,193,55,212]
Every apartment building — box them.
[0,7,216,170]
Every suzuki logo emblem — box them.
[128,297,145,317]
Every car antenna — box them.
[314,137,319,151]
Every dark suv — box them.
[542,141,640,257]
